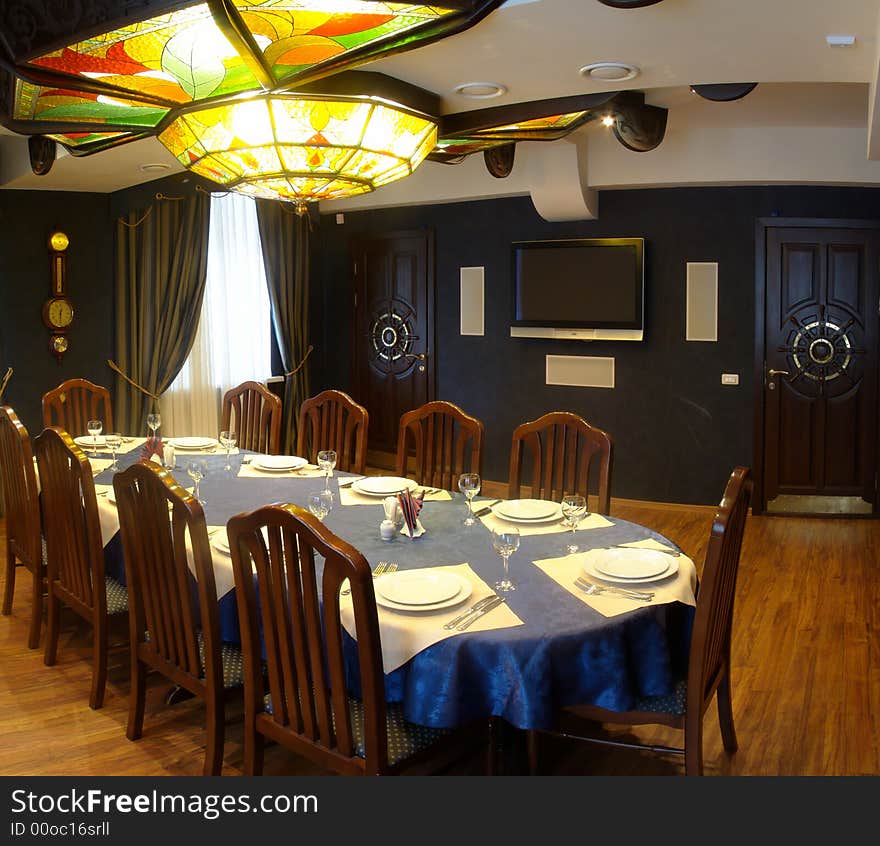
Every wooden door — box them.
[352,230,434,454]
[758,223,879,512]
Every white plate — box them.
[351,476,417,497]
[75,435,106,447]
[492,500,563,524]
[373,573,473,612]
[168,436,218,450]
[251,455,308,472]
[593,548,672,580]
[494,499,560,521]
[375,570,463,606]
[581,550,679,585]
[211,534,230,555]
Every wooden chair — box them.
[221,381,282,455]
[42,378,113,436]
[33,427,128,709]
[530,466,753,776]
[297,389,368,475]
[0,406,45,649]
[395,400,484,491]
[228,503,475,775]
[113,461,242,775]
[508,411,613,514]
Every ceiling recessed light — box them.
[140,162,171,173]
[453,82,507,99]
[580,62,640,82]
[826,34,856,47]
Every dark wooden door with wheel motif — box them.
[757,222,880,514]
[352,230,434,454]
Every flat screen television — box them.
[510,237,645,341]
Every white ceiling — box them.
[3,0,880,195]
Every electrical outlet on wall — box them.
[721,373,739,385]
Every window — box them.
[161,193,272,437]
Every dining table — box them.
[88,437,697,733]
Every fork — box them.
[342,561,397,595]
[575,576,654,602]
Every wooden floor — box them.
[1,499,878,777]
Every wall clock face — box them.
[45,297,74,329]
[49,231,69,252]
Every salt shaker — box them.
[380,519,396,541]
[163,444,176,469]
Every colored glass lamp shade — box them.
[158,92,437,210]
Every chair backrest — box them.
[297,389,368,475]
[33,427,105,617]
[227,503,388,775]
[508,411,614,513]
[222,381,282,455]
[687,466,752,713]
[395,400,484,491]
[42,378,113,436]
[113,461,222,692]
[0,406,42,569]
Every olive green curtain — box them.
[255,201,311,454]
[114,193,211,433]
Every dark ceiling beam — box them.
[210,0,276,91]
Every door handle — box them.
[767,369,790,376]
[404,352,428,361]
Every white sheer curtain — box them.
[161,193,272,437]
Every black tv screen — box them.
[512,238,644,330]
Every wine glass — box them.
[458,473,481,526]
[146,412,161,438]
[105,432,122,471]
[492,527,520,593]
[87,419,102,455]
[187,459,207,504]
[561,493,588,554]
[308,489,334,522]
[219,429,236,472]
[317,449,337,492]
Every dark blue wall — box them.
[316,186,880,504]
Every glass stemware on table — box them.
[86,419,103,455]
[491,527,520,592]
[146,412,161,439]
[219,429,237,472]
[561,493,588,554]
[308,489,334,522]
[105,433,122,471]
[458,472,481,526]
[187,459,207,505]
[317,449,337,493]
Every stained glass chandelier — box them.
[2,0,500,209]
[0,0,669,209]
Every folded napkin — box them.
[479,510,613,537]
[533,539,697,618]
[89,458,115,476]
[340,563,524,673]
[117,437,147,455]
[199,526,236,598]
[93,484,120,547]
[397,489,424,538]
[237,462,321,478]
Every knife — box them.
[472,499,501,518]
[456,596,506,631]
[443,595,498,629]
[337,475,365,488]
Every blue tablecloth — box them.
[97,449,693,730]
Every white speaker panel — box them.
[545,355,615,389]
[686,262,718,342]
[460,266,485,336]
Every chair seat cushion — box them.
[631,678,687,715]
[104,575,128,615]
[197,631,243,690]
[265,693,451,767]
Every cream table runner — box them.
[479,510,613,537]
[340,562,523,673]
[533,539,697,618]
